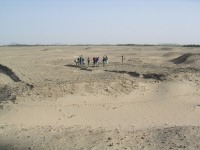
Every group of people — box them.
[74,55,109,67]
[74,55,125,67]
[74,55,85,65]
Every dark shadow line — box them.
[0,64,21,82]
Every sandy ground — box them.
[0,45,200,150]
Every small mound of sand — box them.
[159,47,172,51]
[163,52,179,57]
[0,84,17,102]
[171,53,200,65]
[0,71,14,84]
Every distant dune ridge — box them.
[171,53,200,67]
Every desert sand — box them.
[0,45,200,150]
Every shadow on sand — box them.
[64,64,93,71]
[104,70,140,77]
[105,70,166,81]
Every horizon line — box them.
[1,43,200,47]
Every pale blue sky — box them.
[0,0,200,45]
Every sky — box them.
[0,0,200,45]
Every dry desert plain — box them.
[0,45,200,150]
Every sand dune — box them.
[0,46,200,149]
[171,53,200,64]
[162,52,180,58]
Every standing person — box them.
[74,58,78,65]
[93,57,96,67]
[80,55,83,65]
[122,55,125,63]
[97,57,100,66]
[102,55,106,67]
[77,57,80,66]
[87,57,90,66]
[82,57,85,65]
[105,55,108,64]
[96,57,99,66]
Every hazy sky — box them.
[0,0,200,45]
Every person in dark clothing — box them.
[122,55,125,63]
[87,57,90,66]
